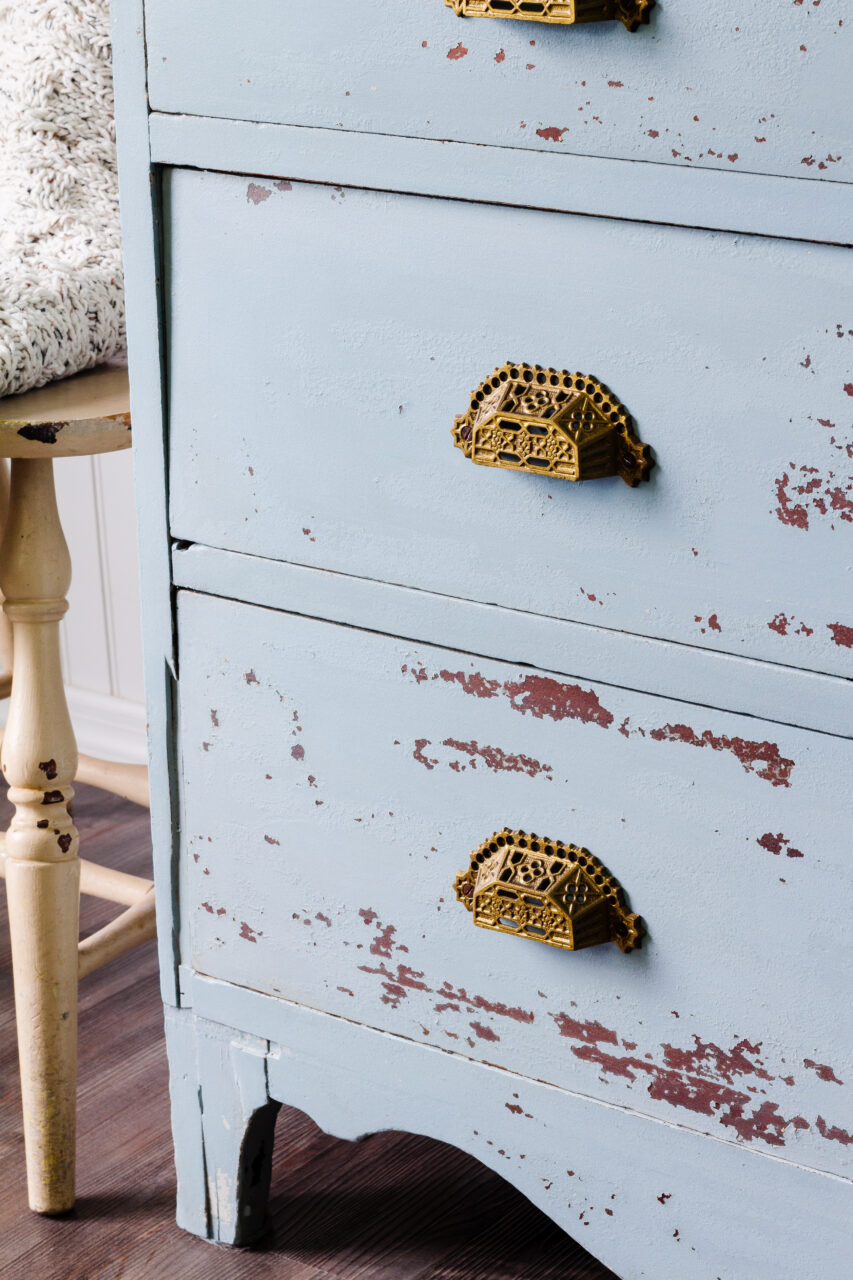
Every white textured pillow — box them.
[0,0,124,399]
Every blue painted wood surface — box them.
[173,541,853,739]
[176,589,853,1181]
[166,996,853,1277]
[149,112,853,248]
[111,0,853,1269]
[165,170,853,680]
[111,0,182,1004]
[144,0,853,186]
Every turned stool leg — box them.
[0,457,80,1214]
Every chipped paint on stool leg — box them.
[0,459,80,1213]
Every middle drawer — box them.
[165,168,853,678]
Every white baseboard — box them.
[65,687,148,765]
[0,685,148,766]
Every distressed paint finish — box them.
[111,0,181,1006]
[166,993,853,1279]
[176,590,853,1179]
[111,0,853,1266]
[149,114,853,248]
[166,171,853,679]
[144,0,852,185]
[174,543,853,740]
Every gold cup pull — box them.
[454,828,644,953]
[452,363,653,487]
[445,1,655,33]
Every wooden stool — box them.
[0,362,154,1214]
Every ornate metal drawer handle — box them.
[445,0,655,33]
[454,828,644,952]
[452,362,653,487]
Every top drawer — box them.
[145,0,852,186]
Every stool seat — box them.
[0,360,130,459]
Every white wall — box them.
[53,448,147,764]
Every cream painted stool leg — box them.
[0,457,80,1214]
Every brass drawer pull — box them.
[445,1,655,32]
[454,828,644,952]
[452,362,653,487]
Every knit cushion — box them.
[0,0,124,399]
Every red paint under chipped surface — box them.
[437,980,535,1026]
[437,668,500,699]
[357,960,431,1010]
[447,42,468,60]
[816,1116,853,1146]
[757,832,804,859]
[415,664,613,729]
[775,465,853,530]
[661,1037,773,1086]
[369,922,397,959]
[503,674,614,729]
[552,1014,619,1047]
[340,912,851,1154]
[536,126,567,142]
[768,612,815,638]
[359,940,539,1028]
[470,1020,500,1043]
[804,1059,844,1085]
[554,1018,826,1150]
[408,733,553,780]
[412,738,438,771]
[649,724,795,787]
[828,621,853,648]
[442,736,553,780]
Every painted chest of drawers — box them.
[112,3,853,1276]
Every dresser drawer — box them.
[145,0,852,186]
[166,169,853,679]
[177,588,853,1179]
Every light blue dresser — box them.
[112,3,853,1275]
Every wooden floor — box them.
[0,782,618,1280]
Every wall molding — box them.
[65,686,148,766]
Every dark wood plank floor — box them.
[0,782,618,1280]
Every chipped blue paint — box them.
[111,0,853,1271]
[166,994,853,1278]
[145,0,853,185]
[165,170,853,680]
[176,588,853,1181]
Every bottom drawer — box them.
[176,589,853,1179]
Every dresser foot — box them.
[165,1006,280,1245]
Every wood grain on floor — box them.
[0,782,618,1280]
